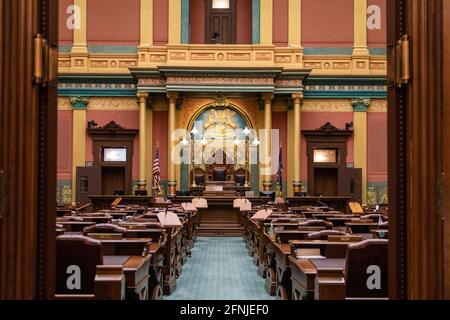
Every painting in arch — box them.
[180,103,260,194]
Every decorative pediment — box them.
[318,122,340,132]
[87,121,138,137]
[102,121,126,131]
[302,122,353,139]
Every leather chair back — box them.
[56,235,103,294]
[83,223,127,235]
[345,239,388,298]
[300,219,333,229]
[306,230,345,240]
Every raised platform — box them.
[173,196,271,237]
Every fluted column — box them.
[167,93,179,196]
[262,94,273,192]
[137,92,149,191]
[352,98,370,204]
[292,93,303,194]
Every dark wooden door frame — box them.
[87,121,138,196]
[388,0,450,299]
[302,123,353,197]
[37,0,58,300]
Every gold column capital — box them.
[262,93,274,104]
[137,92,149,104]
[291,93,304,104]
[167,92,179,103]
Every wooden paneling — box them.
[443,0,450,300]
[0,0,57,299]
[388,0,450,299]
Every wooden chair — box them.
[306,230,346,240]
[299,220,333,230]
[83,223,127,235]
[55,235,125,300]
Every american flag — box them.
[153,145,162,196]
[277,144,283,192]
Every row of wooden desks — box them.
[242,205,388,300]
[56,204,199,300]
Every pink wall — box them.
[57,111,73,180]
[87,0,140,46]
[302,0,354,48]
[152,111,168,180]
[301,113,354,181]
[272,0,288,47]
[85,110,140,180]
[367,0,387,48]
[154,0,169,46]
[272,111,288,180]
[236,0,252,44]
[59,0,74,45]
[190,0,206,44]
[367,112,387,181]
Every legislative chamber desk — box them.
[286,196,351,213]
[89,195,155,212]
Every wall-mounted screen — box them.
[103,148,127,162]
[314,149,337,163]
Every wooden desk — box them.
[289,257,346,300]
[103,255,151,300]
[100,238,152,256]
[272,242,292,300]
[57,221,95,232]
[311,258,346,300]
[289,257,317,300]
[345,222,378,233]
[89,195,155,211]
[286,197,351,213]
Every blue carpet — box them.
[165,237,274,300]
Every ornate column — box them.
[260,0,273,45]
[352,0,370,74]
[288,0,302,47]
[137,92,149,191]
[71,0,88,72]
[70,96,89,206]
[352,98,370,204]
[292,93,303,194]
[262,94,273,192]
[167,92,179,196]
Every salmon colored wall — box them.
[59,0,74,45]
[272,0,288,47]
[302,0,354,48]
[154,0,169,46]
[272,111,288,179]
[85,110,140,180]
[236,0,252,44]
[367,112,387,181]
[300,112,354,181]
[87,0,140,46]
[152,111,169,180]
[367,0,387,48]
[190,0,206,44]
[57,111,73,180]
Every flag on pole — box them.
[277,144,283,192]
[153,144,162,196]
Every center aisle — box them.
[165,237,274,300]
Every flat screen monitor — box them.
[103,148,127,162]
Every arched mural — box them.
[180,104,260,192]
